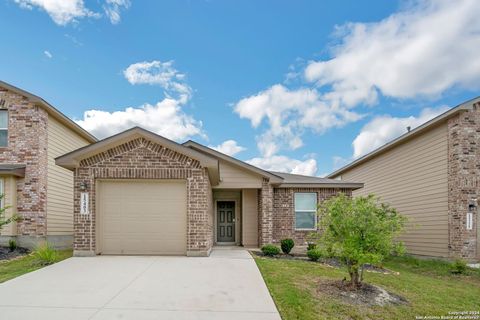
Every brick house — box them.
[328,97,480,261]
[56,127,363,257]
[0,81,96,248]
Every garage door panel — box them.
[98,180,187,255]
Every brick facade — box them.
[271,187,352,244]
[258,178,273,245]
[73,137,212,256]
[447,103,480,260]
[0,88,48,238]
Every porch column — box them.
[259,178,273,245]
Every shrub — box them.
[261,244,280,257]
[450,259,468,274]
[307,248,323,261]
[307,242,317,251]
[318,193,407,287]
[8,239,17,252]
[0,193,18,231]
[280,238,295,254]
[33,242,58,266]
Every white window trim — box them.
[294,192,317,231]
[0,110,7,147]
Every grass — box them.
[254,255,480,320]
[0,249,72,283]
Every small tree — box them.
[0,194,18,230]
[318,193,407,288]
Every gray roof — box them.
[0,164,26,177]
[269,171,363,189]
[184,140,363,189]
[327,95,480,178]
[0,80,97,143]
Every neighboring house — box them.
[328,97,480,261]
[0,81,96,248]
[56,127,363,257]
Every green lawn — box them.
[254,255,480,320]
[0,249,72,283]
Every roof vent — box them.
[406,126,411,132]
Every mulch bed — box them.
[317,279,408,306]
[0,246,30,261]
[250,250,396,274]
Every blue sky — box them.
[1,0,479,176]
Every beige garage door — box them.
[98,180,187,255]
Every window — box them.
[294,193,317,230]
[0,110,7,147]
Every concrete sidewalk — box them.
[0,247,280,319]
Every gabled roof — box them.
[183,140,363,189]
[0,80,97,143]
[270,171,363,189]
[327,95,480,179]
[183,140,284,184]
[56,127,220,184]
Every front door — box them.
[217,201,235,242]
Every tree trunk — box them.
[348,265,361,288]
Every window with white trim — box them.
[0,110,7,147]
[294,192,317,230]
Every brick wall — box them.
[0,88,48,237]
[258,178,273,245]
[447,103,480,260]
[73,137,212,255]
[272,187,352,245]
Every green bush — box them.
[307,242,317,251]
[318,193,407,287]
[450,259,468,274]
[33,243,58,266]
[8,239,17,252]
[261,244,280,257]
[307,248,323,261]
[280,238,294,254]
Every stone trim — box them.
[447,104,480,260]
[0,88,48,237]
[258,178,273,245]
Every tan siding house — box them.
[339,124,449,257]
[47,116,91,236]
[329,97,480,261]
[0,81,96,248]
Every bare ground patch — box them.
[316,279,408,307]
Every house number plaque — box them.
[80,192,89,215]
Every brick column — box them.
[259,178,273,245]
[447,104,480,260]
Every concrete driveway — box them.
[0,247,280,320]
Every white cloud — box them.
[352,106,449,158]
[103,0,130,24]
[14,0,100,25]
[77,59,203,141]
[234,84,362,157]
[305,0,480,106]
[43,50,53,58]
[123,60,192,101]
[76,97,205,140]
[247,155,318,176]
[209,140,246,157]
[332,156,350,170]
